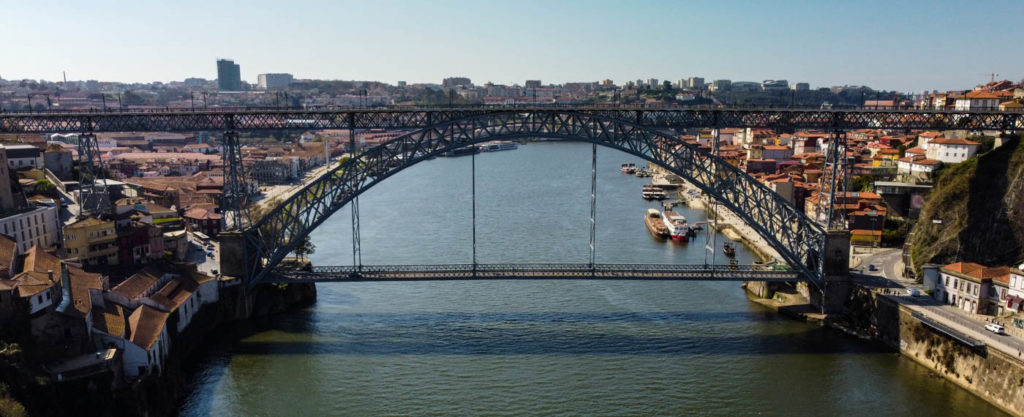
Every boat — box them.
[621,163,636,174]
[661,211,691,241]
[723,242,736,257]
[641,184,668,200]
[480,141,519,152]
[443,146,480,157]
[635,168,651,178]
[645,209,670,239]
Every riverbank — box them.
[9,281,318,417]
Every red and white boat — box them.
[661,211,690,241]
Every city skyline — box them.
[2,0,1023,92]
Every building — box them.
[524,80,542,89]
[792,82,810,91]
[62,217,118,266]
[955,91,1000,111]
[184,207,222,237]
[896,156,940,180]
[442,77,472,89]
[925,137,981,164]
[0,200,61,253]
[761,80,789,90]
[687,77,705,89]
[937,262,1010,315]
[873,181,932,218]
[0,146,15,210]
[1006,266,1024,313]
[117,222,164,266]
[3,144,44,170]
[216,59,242,91]
[257,73,293,90]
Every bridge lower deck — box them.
[265,263,802,283]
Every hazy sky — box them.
[2,0,1021,92]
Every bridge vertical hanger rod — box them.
[589,142,597,270]
[708,128,721,278]
[471,144,478,276]
[349,115,362,270]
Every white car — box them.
[985,323,1006,335]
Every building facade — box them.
[257,73,293,90]
[216,59,242,91]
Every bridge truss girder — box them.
[245,111,828,289]
[1,108,1021,134]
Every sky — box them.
[2,0,1022,92]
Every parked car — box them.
[905,288,921,297]
[985,323,1006,335]
[868,264,877,271]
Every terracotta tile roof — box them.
[905,147,926,154]
[918,131,943,138]
[930,137,981,146]
[65,269,103,317]
[127,305,169,350]
[965,91,1001,99]
[913,159,941,166]
[92,303,127,337]
[22,246,60,276]
[184,207,222,220]
[986,266,1011,285]
[943,262,987,280]
[110,267,163,301]
[11,271,55,297]
[148,276,198,311]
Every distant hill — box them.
[909,135,1024,272]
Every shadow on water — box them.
[227,310,889,357]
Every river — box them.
[179,142,1007,416]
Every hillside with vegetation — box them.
[909,135,1024,272]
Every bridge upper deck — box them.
[2,106,1021,133]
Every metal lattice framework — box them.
[268,263,800,283]
[1,107,1022,133]
[245,110,830,289]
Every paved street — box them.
[187,231,220,276]
[851,248,1024,357]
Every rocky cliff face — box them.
[909,135,1024,271]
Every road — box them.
[188,232,220,276]
[853,248,1024,357]
[250,157,342,209]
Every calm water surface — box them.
[179,142,1007,416]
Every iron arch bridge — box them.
[243,110,835,289]
[3,106,1019,290]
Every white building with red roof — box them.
[926,137,981,163]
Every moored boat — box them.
[641,184,668,200]
[645,209,670,239]
[480,141,519,152]
[443,146,481,157]
[621,163,636,174]
[723,242,736,257]
[661,211,690,241]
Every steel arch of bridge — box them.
[245,110,828,289]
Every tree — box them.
[293,235,316,260]
[33,179,56,196]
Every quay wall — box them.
[843,286,1024,417]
